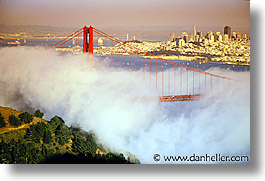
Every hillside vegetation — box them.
[0,106,139,164]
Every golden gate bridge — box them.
[49,25,233,102]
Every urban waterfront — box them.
[0,38,250,73]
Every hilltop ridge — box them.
[0,106,140,164]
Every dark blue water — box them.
[0,39,59,48]
[100,54,250,72]
[93,54,249,96]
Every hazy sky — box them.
[0,0,250,33]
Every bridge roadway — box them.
[132,94,202,103]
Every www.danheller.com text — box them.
[153,154,250,163]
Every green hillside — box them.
[0,106,140,164]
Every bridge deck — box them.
[132,94,202,103]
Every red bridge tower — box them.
[83,26,93,54]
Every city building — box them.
[222,34,229,42]
[197,31,203,42]
[215,32,220,40]
[209,35,215,43]
[182,32,188,38]
[94,25,250,66]
[203,38,209,46]
[98,37,103,46]
[206,31,213,40]
[175,38,185,47]
[187,33,193,42]
[183,34,189,43]
[193,26,197,42]
[232,32,247,41]
[224,26,231,38]
[217,34,222,42]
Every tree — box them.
[55,124,70,146]
[55,124,69,136]
[18,112,33,124]
[43,128,53,144]
[33,110,44,118]
[0,112,7,128]
[48,116,65,132]
[71,133,88,154]
[8,114,22,127]
[24,122,46,143]
[24,128,35,142]
[35,122,46,138]
[85,133,98,154]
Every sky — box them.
[0,0,250,34]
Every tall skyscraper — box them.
[183,35,189,43]
[187,33,193,42]
[193,26,197,42]
[224,26,231,39]
[207,31,213,40]
[197,31,203,41]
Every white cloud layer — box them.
[0,46,250,163]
